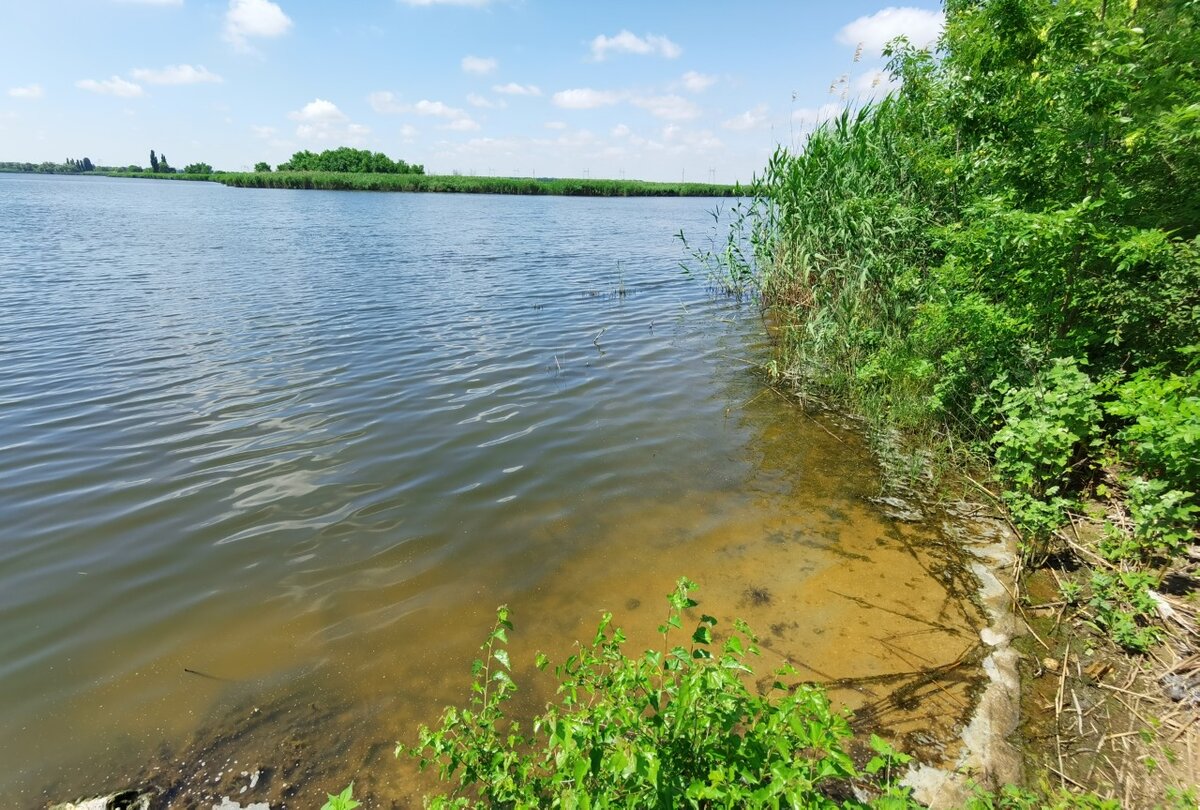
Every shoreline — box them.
[84,169,742,197]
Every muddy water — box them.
[1,175,982,808]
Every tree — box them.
[81,157,94,172]
[183,162,213,174]
[254,161,272,172]
[150,150,159,173]
[158,153,172,174]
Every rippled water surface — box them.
[0,174,983,807]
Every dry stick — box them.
[1056,644,1070,787]
[765,381,846,445]
[1073,688,1085,737]
[1045,764,1089,790]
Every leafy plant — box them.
[407,578,917,808]
[1088,571,1163,653]
[990,358,1101,541]
[320,782,361,810]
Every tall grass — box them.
[101,170,739,198]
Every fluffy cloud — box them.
[837,7,943,55]
[224,0,293,49]
[722,104,769,131]
[590,30,681,61]
[287,97,369,143]
[543,121,568,130]
[492,82,541,96]
[552,88,623,109]
[611,123,631,138]
[680,71,716,93]
[76,76,144,97]
[630,94,699,121]
[8,84,44,99]
[467,93,505,109]
[289,98,344,122]
[369,92,478,130]
[130,64,222,84]
[367,90,404,113]
[461,55,497,75]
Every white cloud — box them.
[8,84,44,99]
[251,124,277,138]
[630,94,699,121]
[611,123,630,138]
[76,76,144,97]
[224,0,293,49]
[413,99,466,118]
[680,70,716,92]
[289,98,345,122]
[722,103,769,131]
[400,124,418,139]
[286,99,369,144]
[130,64,222,84]
[492,82,541,96]
[370,92,478,130]
[837,7,943,55]
[467,92,505,109]
[552,88,622,109]
[590,30,682,60]
[544,121,568,130]
[461,55,497,75]
[368,90,404,113]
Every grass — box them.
[99,170,740,197]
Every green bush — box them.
[406,578,917,809]
[1109,363,1200,494]
[991,358,1101,538]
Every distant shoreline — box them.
[73,169,741,197]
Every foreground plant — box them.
[405,577,917,808]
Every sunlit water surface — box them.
[0,174,983,807]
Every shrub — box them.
[406,578,917,809]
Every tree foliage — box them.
[276,147,424,174]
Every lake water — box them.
[0,174,984,807]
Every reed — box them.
[100,170,739,198]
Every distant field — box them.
[98,170,741,197]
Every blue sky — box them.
[1,1,943,182]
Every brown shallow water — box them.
[0,175,983,808]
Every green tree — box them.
[149,150,158,173]
[254,161,271,172]
[183,162,213,174]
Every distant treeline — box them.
[274,148,424,174]
[100,169,738,197]
[0,158,110,174]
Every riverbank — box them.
[721,0,1199,805]
[97,170,740,197]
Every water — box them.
[0,174,983,807]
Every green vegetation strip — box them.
[99,170,739,197]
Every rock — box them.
[870,495,925,522]
[1042,657,1060,672]
[49,790,152,810]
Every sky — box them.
[0,0,944,183]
